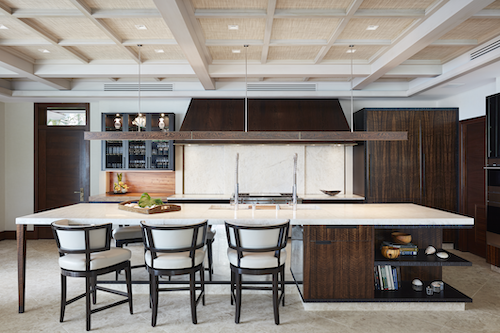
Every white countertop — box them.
[16,203,473,227]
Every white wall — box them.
[3,103,34,231]
[437,81,498,120]
[0,102,5,232]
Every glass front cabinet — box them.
[102,113,175,170]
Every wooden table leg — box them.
[17,224,26,313]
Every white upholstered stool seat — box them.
[59,248,131,271]
[227,248,287,269]
[145,247,205,270]
[113,225,142,241]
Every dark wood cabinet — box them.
[353,108,459,214]
[302,226,374,300]
[487,93,500,160]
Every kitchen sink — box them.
[208,204,320,210]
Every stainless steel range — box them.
[230,193,301,205]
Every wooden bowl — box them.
[381,246,400,259]
[391,232,412,244]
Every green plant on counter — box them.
[114,173,129,193]
[138,192,164,208]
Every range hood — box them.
[84,98,407,143]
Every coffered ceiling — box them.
[0,0,500,101]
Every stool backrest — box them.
[225,220,290,266]
[141,220,208,267]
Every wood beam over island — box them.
[16,203,473,313]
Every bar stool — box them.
[141,220,208,326]
[225,220,290,325]
[112,225,145,279]
[51,220,133,331]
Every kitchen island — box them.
[16,203,473,313]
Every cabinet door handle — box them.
[422,153,426,197]
[326,225,357,229]
[314,241,331,245]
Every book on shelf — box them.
[381,241,418,256]
[375,265,400,291]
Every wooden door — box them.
[458,116,486,258]
[366,110,420,203]
[34,103,90,238]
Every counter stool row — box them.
[51,219,290,331]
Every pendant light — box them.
[132,44,146,131]
[244,44,248,132]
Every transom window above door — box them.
[47,109,86,126]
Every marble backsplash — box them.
[182,145,352,195]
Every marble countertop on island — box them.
[17,202,473,227]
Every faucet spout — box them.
[292,153,298,205]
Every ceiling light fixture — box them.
[132,45,146,132]
[135,24,147,30]
[0,24,8,29]
[244,45,249,132]
[38,49,50,53]
[228,25,239,30]
[154,49,164,53]
[349,45,354,133]
[366,25,379,30]
[232,49,241,54]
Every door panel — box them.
[34,103,90,239]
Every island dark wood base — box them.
[17,224,26,313]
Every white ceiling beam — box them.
[67,0,140,63]
[0,39,52,46]
[173,0,212,64]
[353,9,425,18]
[314,0,364,64]
[261,0,277,64]
[431,39,478,45]
[473,9,500,18]
[194,9,266,18]
[0,48,71,89]
[153,0,215,89]
[2,8,161,18]
[205,39,395,46]
[91,9,160,18]
[408,42,500,96]
[33,63,197,78]
[0,78,11,89]
[353,0,495,90]
[193,8,427,19]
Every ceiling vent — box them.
[470,39,500,60]
[246,83,317,91]
[104,83,173,91]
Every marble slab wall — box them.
[183,145,352,195]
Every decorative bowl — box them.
[381,246,400,259]
[320,190,341,196]
[391,232,412,244]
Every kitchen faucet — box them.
[234,153,239,210]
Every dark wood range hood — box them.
[84,98,407,143]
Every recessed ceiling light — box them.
[346,49,356,53]
[232,49,241,53]
[38,49,50,53]
[0,24,8,29]
[366,25,379,30]
[135,24,147,30]
[154,49,165,53]
[228,25,239,30]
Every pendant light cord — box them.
[138,44,142,132]
[350,45,354,133]
[244,45,248,132]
